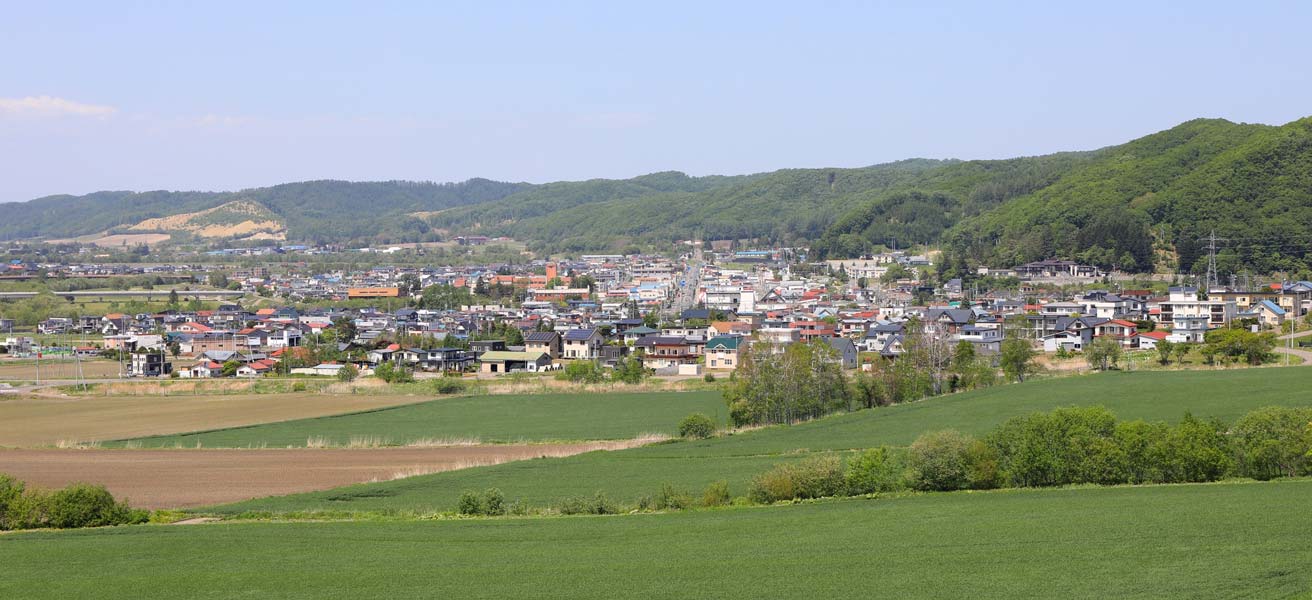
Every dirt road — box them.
[0,442,635,509]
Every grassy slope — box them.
[5,480,1311,599]
[107,391,726,448]
[213,368,1312,514]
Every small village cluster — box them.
[4,248,1309,379]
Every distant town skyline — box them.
[3,1,1310,202]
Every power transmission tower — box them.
[1201,230,1228,291]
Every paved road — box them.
[666,246,703,317]
[1274,328,1312,364]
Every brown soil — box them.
[0,393,435,448]
[0,359,123,380]
[0,443,634,509]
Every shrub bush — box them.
[654,483,695,510]
[987,406,1119,487]
[703,373,716,383]
[0,473,24,530]
[1154,414,1233,483]
[747,455,845,503]
[482,488,506,516]
[47,483,144,529]
[456,488,509,516]
[4,488,51,530]
[1113,420,1171,484]
[291,381,308,392]
[907,430,978,491]
[559,492,618,515]
[844,447,908,495]
[374,362,414,384]
[701,481,731,507]
[1231,406,1312,480]
[432,378,466,395]
[457,490,483,515]
[556,361,606,384]
[678,413,717,439]
[963,439,1002,490]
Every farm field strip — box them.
[0,358,123,380]
[0,392,438,448]
[3,479,1310,599]
[0,443,640,510]
[213,368,1312,514]
[108,390,726,448]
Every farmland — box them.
[0,443,637,509]
[3,479,1310,599]
[0,358,123,380]
[214,368,1312,514]
[108,390,725,448]
[0,391,435,447]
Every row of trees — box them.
[727,321,1040,427]
[554,358,647,385]
[724,341,850,426]
[746,405,1312,504]
[851,321,1037,410]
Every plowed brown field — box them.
[0,393,434,447]
[0,442,635,509]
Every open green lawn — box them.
[5,479,1311,599]
[213,368,1312,515]
[108,390,726,448]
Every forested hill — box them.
[823,116,1312,277]
[425,160,958,253]
[6,116,1312,276]
[428,116,1312,276]
[0,179,530,244]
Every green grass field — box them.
[4,479,1310,599]
[212,368,1312,514]
[108,391,727,447]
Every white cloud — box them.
[0,96,117,118]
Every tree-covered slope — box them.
[0,179,530,244]
[431,159,959,252]
[943,118,1276,273]
[6,115,1312,272]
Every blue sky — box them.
[2,1,1309,201]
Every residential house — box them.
[184,360,223,378]
[1158,287,1236,328]
[468,340,508,357]
[1130,331,1169,350]
[129,352,172,377]
[561,328,604,360]
[1237,299,1286,329]
[523,331,562,358]
[1094,319,1140,347]
[1042,329,1093,352]
[621,326,660,345]
[704,336,743,370]
[479,351,553,373]
[634,335,698,370]
[956,325,1002,353]
[823,337,858,369]
[922,308,974,337]
[236,360,276,378]
[1167,315,1211,344]
[402,347,473,371]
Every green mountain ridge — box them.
[6,116,1312,276]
